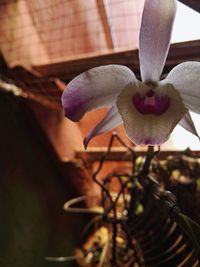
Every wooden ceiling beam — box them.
[96,0,117,49]
[179,0,200,13]
[34,40,200,82]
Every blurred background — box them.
[0,0,200,266]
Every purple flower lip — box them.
[132,90,170,115]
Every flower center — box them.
[132,89,170,115]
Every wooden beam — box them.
[96,0,117,49]
[34,48,139,82]
[179,0,200,13]
[74,147,200,162]
[2,66,63,110]
[34,40,200,82]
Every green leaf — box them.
[196,177,200,192]
[134,201,144,215]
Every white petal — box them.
[163,62,200,114]
[139,0,176,82]
[61,65,136,122]
[83,106,122,148]
[116,82,187,145]
[179,112,200,139]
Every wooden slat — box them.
[74,147,200,162]
[96,0,117,49]
[34,40,200,82]
[179,0,200,13]
[1,66,63,110]
[34,49,139,82]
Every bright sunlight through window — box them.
[168,2,200,150]
[172,2,200,42]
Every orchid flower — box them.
[62,0,200,148]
